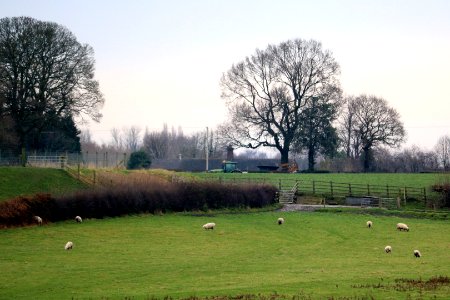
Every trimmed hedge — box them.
[0,181,277,228]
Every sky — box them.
[1,0,450,151]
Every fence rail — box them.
[201,176,428,202]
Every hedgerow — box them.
[0,179,277,228]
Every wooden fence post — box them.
[313,180,316,195]
[330,181,333,198]
[348,183,352,196]
[424,188,427,211]
[404,187,407,206]
[367,184,370,196]
[386,185,390,198]
[93,170,96,185]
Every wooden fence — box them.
[202,176,428,202]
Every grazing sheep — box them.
[65,241,74,250]
[75,216,82,223]
[277,217,285,225]
[366,221,373,228]
[413,250,421,258]
[397,223,409,231]
[384,245,392,253]
[202,222,216,230]
[34,216,43,226]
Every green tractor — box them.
[222,161,242,173]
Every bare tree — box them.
[0,17,104,151]
[110,127,123,151]
[143,125,169,159]
[219,38,341,169]
[123,126,141,152]
[342,95,405,172]
[79,129,99,153]
[338,96,362,159]
[435,135,450,171]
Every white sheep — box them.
[277,217,285,225]
[202,222,216,230]
[75,216,82,223]
[366,221,373,228]
[34,216,43,226]
[413,249,421,258]
[384,245,392,253]
[65,241,74,250]
[396,223,409,231]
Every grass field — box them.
[0,211,449,299]
[192,172,446,189]
[0,167,87,202]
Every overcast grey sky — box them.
[2,0,449,150]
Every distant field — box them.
[0,167,87,201]
[192,172,445,188]
[0,211,449,299]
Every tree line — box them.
[1,17,448,172]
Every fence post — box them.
[367,184,370,196]
[279,179,282,190]
[424,188,427,211]
[386,185,390,198]
[404,187,407,206]
[313,180,316,195]
[95,152,98,168]
[93,170,96,185]
[330,181,333,198]
[348,183,352,196]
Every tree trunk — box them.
[362,147,373,172]
[279,148,290,172]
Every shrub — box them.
[127,151,151,170]
[0,194,57,227]
[431,183,450,208]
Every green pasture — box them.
[0,167,87,201]
[0,211,449,299]
[192,172,445,188]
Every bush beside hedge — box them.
[0,181,277,228]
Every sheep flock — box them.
[364,221,421,258]
[35,214,423,259]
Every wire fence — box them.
[0,150,129,169]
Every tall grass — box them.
[0,212,449,299]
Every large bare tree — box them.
[344,95,405,172]
[219,39,341,168]
[0,16,104,151]
[434,135,450,171]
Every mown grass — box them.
[0,167,87,202]
[0,211,449,299]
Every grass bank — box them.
[0,211,449,299]
[0,167,87,202]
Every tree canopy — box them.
[0,16,104,151]
[339,95,405,171]
[219,38,341,168]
